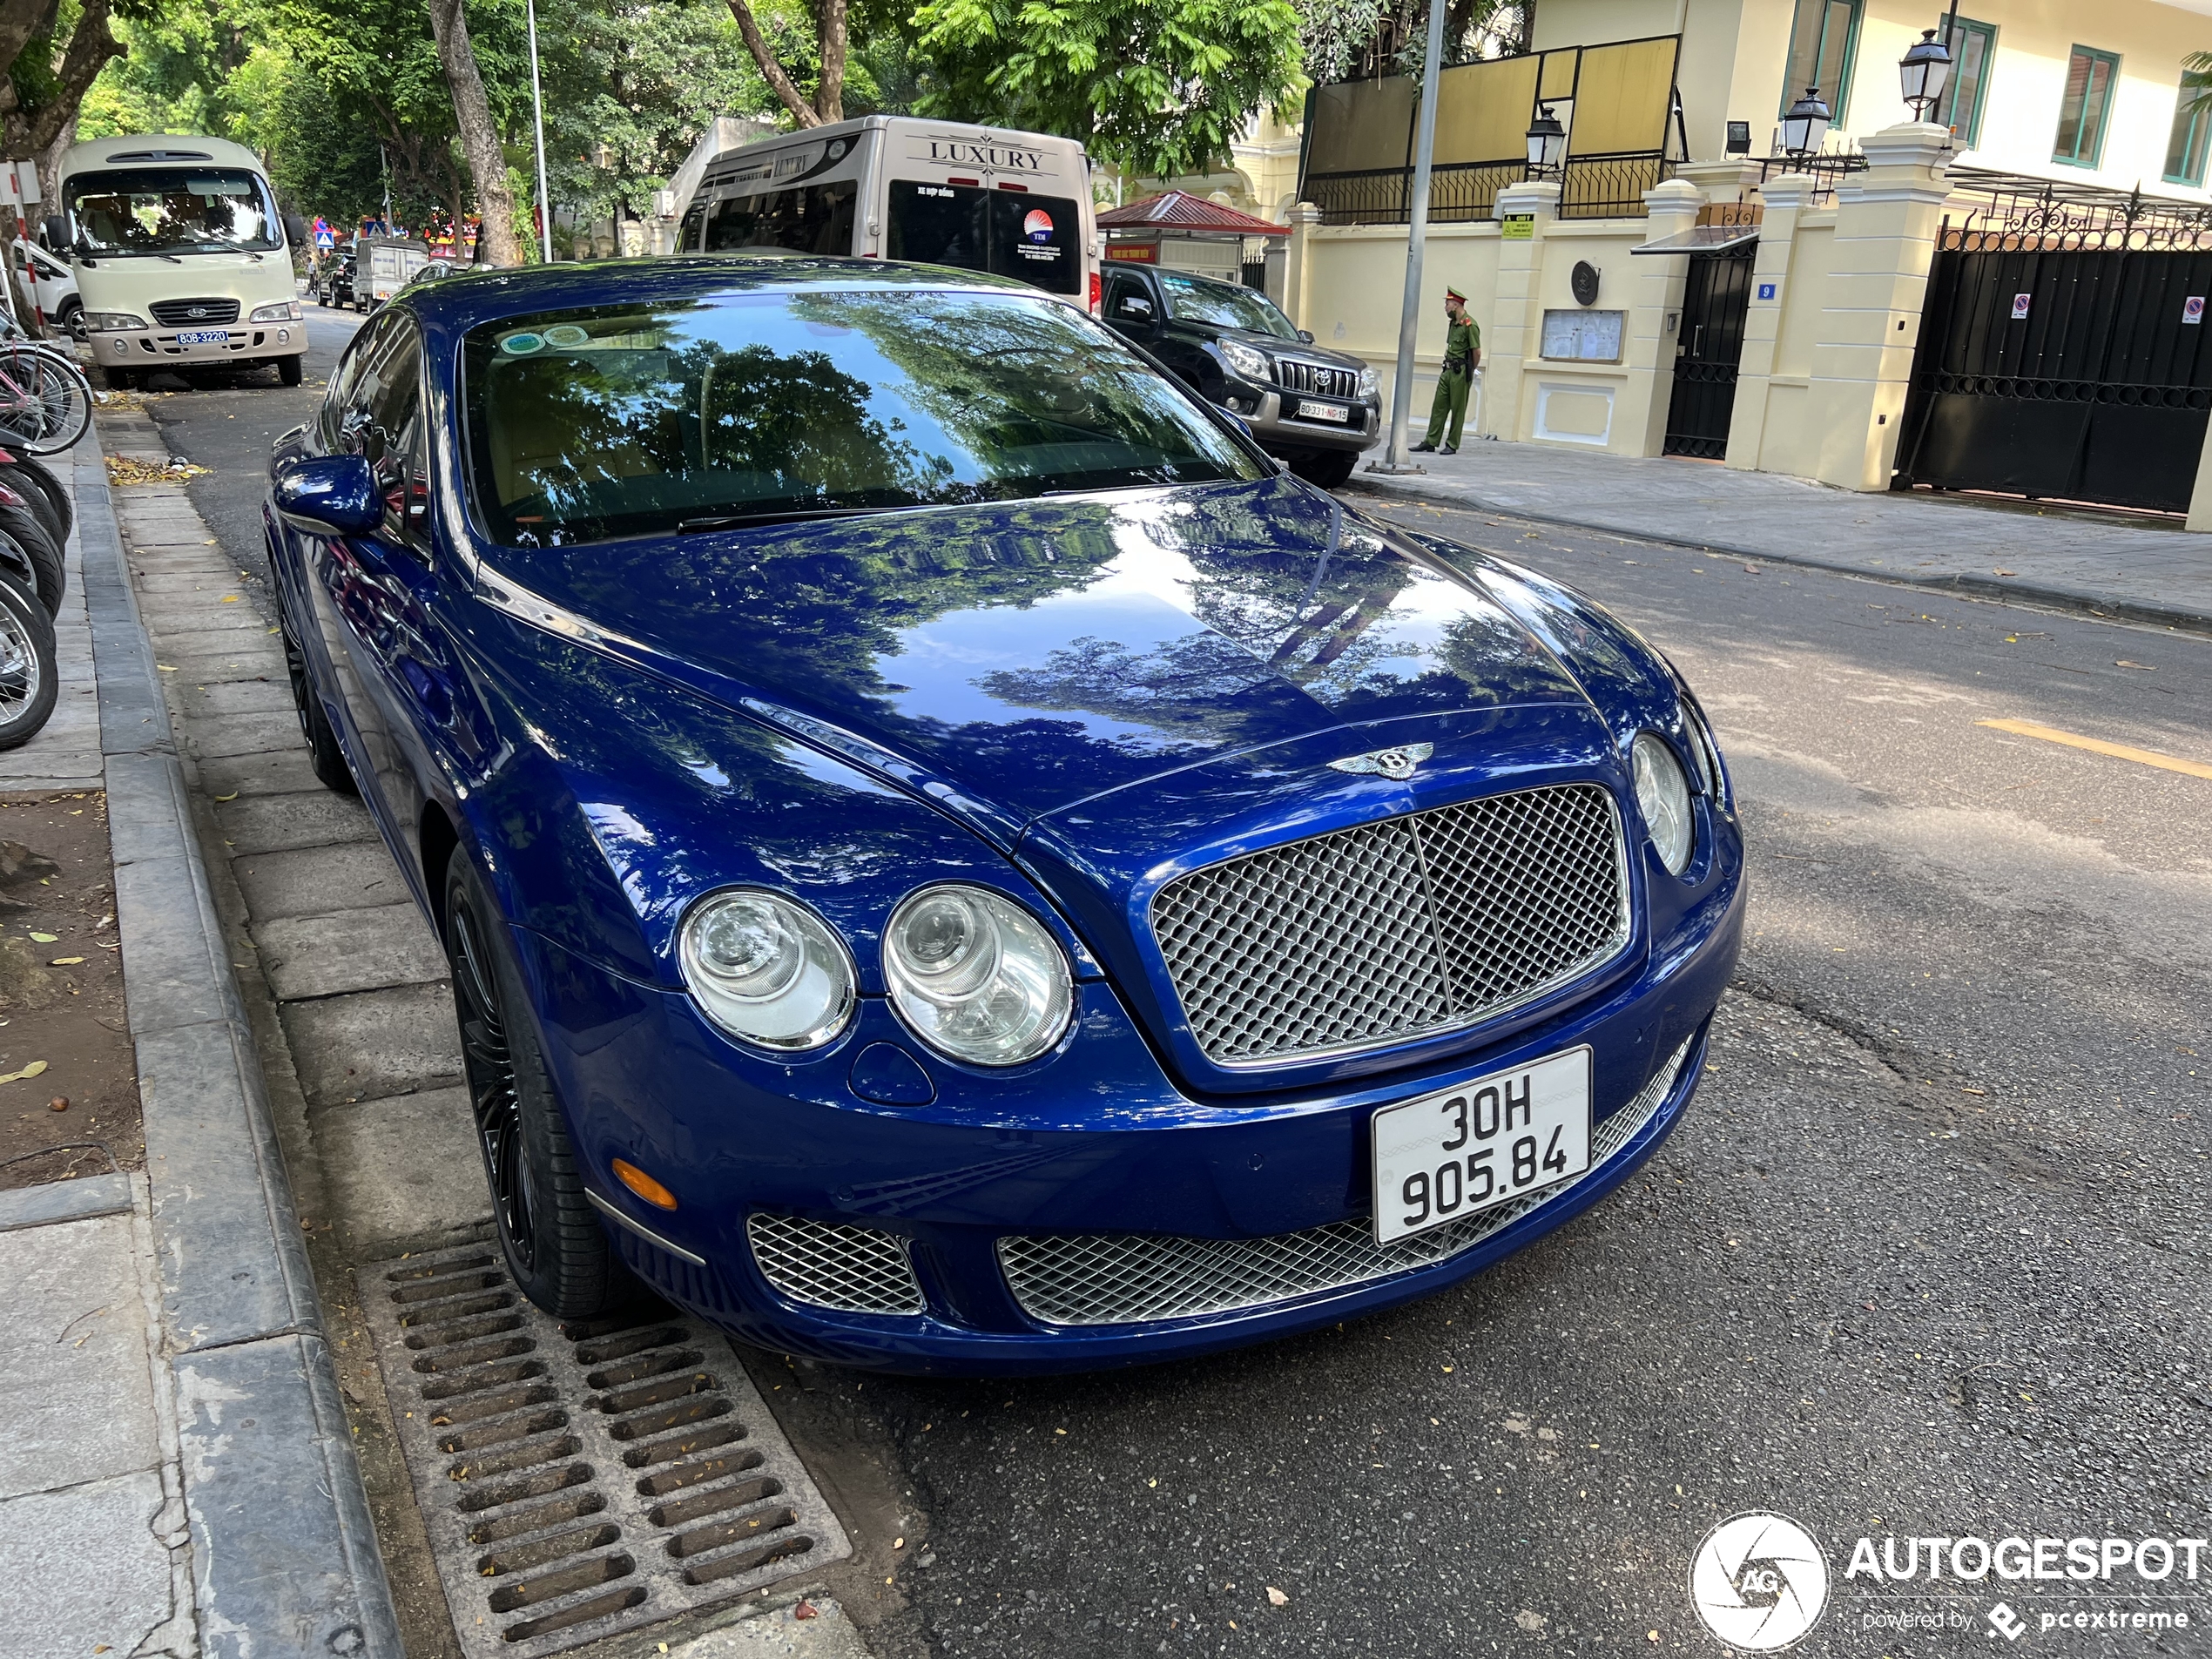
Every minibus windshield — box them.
[66,166,283,255]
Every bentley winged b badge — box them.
[1326,742,1433,781]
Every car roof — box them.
[391,253,1040,334]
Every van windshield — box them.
[462,287,1264,547]
[66,166,282,256]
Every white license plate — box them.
[1371,1048,1591,1244]
[1296,399,1350,422]
[176,329,229,346]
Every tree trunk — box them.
[725,0,820,128]
[425,0,522,266]
[812,0,846,124]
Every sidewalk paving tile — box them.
[314,1086,489,1252]
[0,1211,160,1502]
[233,840,413,919]
[213,790,375,856]
[0,1469,177,1659]
[255,903,448,1002]
[280,982,462,1109]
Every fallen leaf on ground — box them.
[1993,567,2017,575]
[49,956,82,965]
[2114,660,2153,671]
[793,1599,819,1619]
[0,1060,48,1084]
[213,792,238,803]
[156,664,178,671]
[27,931,55,942]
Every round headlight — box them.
[882,885,1072,1066]
[1631,732,1694,876]
[679,889,854,1051]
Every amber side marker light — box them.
[612,1158,678,1211]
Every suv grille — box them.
[1275,358,1359,399]
[998,1034,1695,1326]
[150,298,240,327]
[1150,784,1629,1065]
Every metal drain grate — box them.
[357,1245,850,1659]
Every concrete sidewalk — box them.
[1346,439,2212,634]
[0,428,401,1659]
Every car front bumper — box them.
[92,324,304,367]
[511,859,1743,1376]
[1235,388,1382,454]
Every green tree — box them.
[909,0,1306,178]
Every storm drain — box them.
[357,1245,850,1659]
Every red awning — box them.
[1096,191,1291,236]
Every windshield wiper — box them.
[677,507,897,533]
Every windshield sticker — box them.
[500,332,545,354]
[542,324,590,348]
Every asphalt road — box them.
[133,300,362,610]
[139,333,2212,1656]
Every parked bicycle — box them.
[0,314,91,455]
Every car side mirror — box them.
[273,455,381,537]
[283,212,308,249]
[41,216,65,251]
[1298,329,1315,343]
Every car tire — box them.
[102,366,135,391]
[0,509,64,615]
[278,354,303,387]
[1289,448,1359,489]
[0,572,59,750]
[278,597,359,795]
[56,300,84,342]
[443,849,636,1318]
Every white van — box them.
[51,134,307,388]
[666,116,1100,311]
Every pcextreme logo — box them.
[1689,1512,1832,1651]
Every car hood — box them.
[475,475,1595,845]
[1200,322,1366,372]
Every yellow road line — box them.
[1976,718,2212,781]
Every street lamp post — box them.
[1373,0,1450,474]
[1898,29,1953,123]
[1779,87,1833,158]
[527,0,554,262]
[1525,105,1567,176]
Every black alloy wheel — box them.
[277,599,357,794]
[442,853,632,1318]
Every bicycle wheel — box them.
[0,346,91,455]
[0,463,65,550]
[0,457,69,545]
[0,572,57,749]
[0,521,61,617]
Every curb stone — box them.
[76,435,404,1658]
[1341,477,2212,639]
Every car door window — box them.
[352,320,426,548]
[1104,272,1155,324]
[321,315,389,449]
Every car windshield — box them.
[1158,272,1298,340]
[65,166,282,255]
[462,287,1264,547]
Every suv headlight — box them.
[1631,732,1694,876]
[82,312,146,332]
[250,300,302,322]
[680,889,855,1051]
[1218,338,1271,383]
[882,885,1072,1066]
[1356,365,1379,399]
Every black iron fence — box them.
[1750,151,1867,206]
[1303,153,1676,226]
[1937,167,2212,252]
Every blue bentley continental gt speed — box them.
[266,257,1744,1374]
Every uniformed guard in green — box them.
[1413,288,1480,454]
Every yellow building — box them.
[1534,0,2210,198]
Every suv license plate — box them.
[1297,400,1350,422]
[1370,1048,1591,1244]
[176,329,229,346]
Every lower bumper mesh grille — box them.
[997,1034,1696,1327]
[746,1213,925,1315]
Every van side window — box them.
[704,183,856,255]
[679,199,707,253]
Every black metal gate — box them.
[1662,246,1755,458]
[1896,185,2212,514]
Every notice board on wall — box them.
[1541,308,1625,362]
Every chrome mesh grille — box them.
[745,1214,924,1315]
[1275,358,1359,399]
[1151,784,1629,1064]
[998,1035,1694,1327]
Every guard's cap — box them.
[1445,287,1467,301]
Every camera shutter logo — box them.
[1689,1512,1830,1651]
